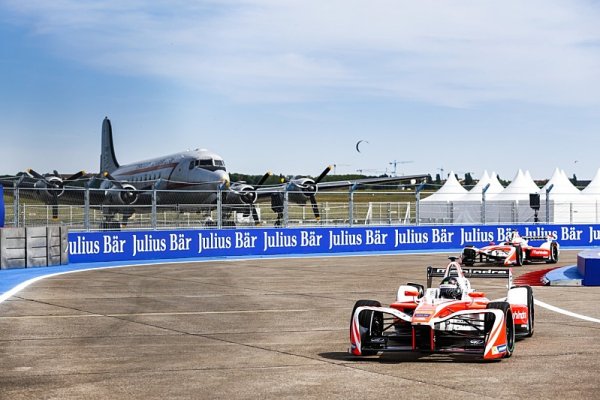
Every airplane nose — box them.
[217,171,230,188]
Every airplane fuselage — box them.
[103,149,231,206]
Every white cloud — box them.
[3,0,600,106]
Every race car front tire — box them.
[522,285,535,337]
[351,300,383,356]
[485,301,515,358]
[508,285,535,338]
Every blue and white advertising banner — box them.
[68,224,600,263]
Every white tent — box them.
[463,171,504,199]
[421,171,467,202]
[540,168,580,197]
[564,168,600,223]
[482,170,540,223]
[417,168,600,224]
[537,168,586,223]
[582,168,600,196]
[419,171,467,223]
[449,171,506,223]
[489,169,539,201]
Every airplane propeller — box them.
[27,169,86,219]
[249,171,272,224]
[304,165,332,220]
[271,165,332,225]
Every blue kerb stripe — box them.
[0,249,452,296]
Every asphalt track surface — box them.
[0,250,599,399]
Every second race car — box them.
[461,230,559,266]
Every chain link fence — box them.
[2,186,599,231]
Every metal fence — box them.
[2,186,599,231]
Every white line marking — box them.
[534,299,600,324]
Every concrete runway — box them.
[0,250,599,399]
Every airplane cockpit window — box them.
[191,158,226,171]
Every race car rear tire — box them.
[485,301,515,358]
[351,300,383,356]
[546,243,559,264]
[514,246,523,266]
[462,247,476,266]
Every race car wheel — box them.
[546,243,559,264]
[514,246,523,266]
[350,300,383,356]
[485,301,515,358]
[524,285,535,337]
[462,247,476,266]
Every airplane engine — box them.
[270,166,332,225]
[225,183,257,205]
[104,182,139,205]
[286,178,317,204]
[28,169,85,202]
[33,175,65,202]
[27,169,86,219]
[224,172,272,225]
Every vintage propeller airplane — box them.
[4,117,430,228]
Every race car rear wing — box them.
[426,266,513,289]
[521,234,557,241]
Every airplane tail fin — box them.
[100,117,120,173]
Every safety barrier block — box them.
[60,226,69,265]
[26,226,48,267]
[47,226,62,266]
[577,250,600,286]
[1,228,26,269]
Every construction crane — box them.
[389,160,414,177]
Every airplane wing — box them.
[315,173,430,190]
[3,170,96,219]
[7,164,429,227]
[255,166,430,225]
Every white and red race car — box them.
[349,258,534,360]
[461,231,559,266]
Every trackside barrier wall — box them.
[68,223,600,263]
[0,227,68,269]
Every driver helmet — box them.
[439,276,462,300]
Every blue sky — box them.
[1,0,599,181]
